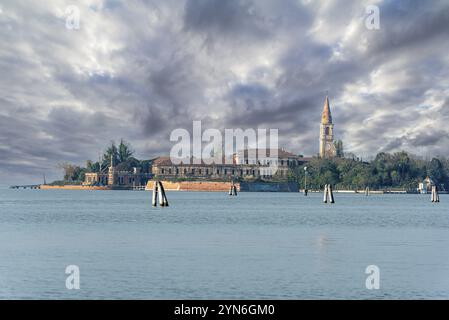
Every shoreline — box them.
[39,185,109,191]
[25,183,448,194]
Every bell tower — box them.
[108,156,116,186]
[319,96,336,158]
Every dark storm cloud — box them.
[368,0,449,55]
[381,127,449,154]
[0,0,448,183]
[183,0,272,43]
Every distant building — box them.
[87,95,337,184]
[319,96,337,158]
[418,176,434,194]
[152,95,346,180]
[84,159,152,188]
[151,149,311,181]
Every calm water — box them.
[0,187,448,299]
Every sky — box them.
[0,0,449,184]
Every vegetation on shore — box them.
[53,140,152,185]
[53,139,449,191]
[289,151,449,191]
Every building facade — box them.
[319,96,337,158]
[151,149,311,181]
[84,166,152,188]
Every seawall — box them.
[240,181,298,192]
[146,181,238,192]
[146,181,300,192]
[40,185,109,190]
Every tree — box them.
[102,141,119,168]
[118,139,134,163]
[334,140,344,158]
[58,163,85,182]
[428,158,448,189]
[102,139,134,168]
[86,160,100,173]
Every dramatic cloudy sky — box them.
[1,0,448,184]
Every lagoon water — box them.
[0,187,448,299]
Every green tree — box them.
[118,139,134,163]
[428,158,448,189]
[334,140,344,158]
[58,163,86,182]
[102,139,134,168]
[102,141,119,168]
[86,160,100,173]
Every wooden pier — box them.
[9,185,41,189]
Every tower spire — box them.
[319,95,336,158]
[321,96,332,124]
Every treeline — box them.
[54,140,152,184]
[289,151,449,191]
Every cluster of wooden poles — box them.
[152,180,169,207]
[321,185,441,204]
[365,187,370,196]
[150,180,441,207]
[431,185,440,203]
[323,184,335,204]
[229,181,238,196]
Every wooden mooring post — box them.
[431,185,440,203]
[328,185,335,203]
[152,180,169,207]
[323,184,335,204]
[152,180,158,207]
[229,181,237,196]
[323,184,328,203]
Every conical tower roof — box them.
[321,96,332,124]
